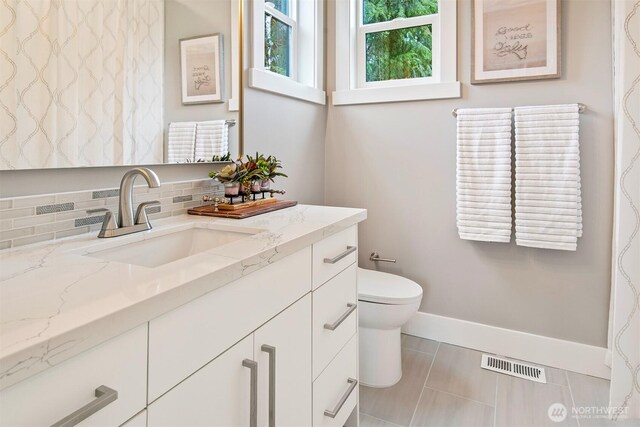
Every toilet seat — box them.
[357,267,423,305]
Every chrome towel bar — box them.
[451,103,587,117]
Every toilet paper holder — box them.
[370,252,396,263]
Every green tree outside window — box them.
[265,14,291,77]
[363,0,438,82]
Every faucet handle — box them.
[86,208,118,235]
[135,200,161,226]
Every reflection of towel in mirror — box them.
[195,120,229,161]
[167,122,197,163]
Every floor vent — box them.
[481,354,547,384]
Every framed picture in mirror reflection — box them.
[180,34,224,104]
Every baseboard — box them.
[402,311,611,380]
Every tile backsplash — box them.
[0,179,223,250]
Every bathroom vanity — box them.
[0,205,366,426]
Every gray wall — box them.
[244,88,327,205]
[325,0,614,347]
[165,0,239,156]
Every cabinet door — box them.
[148,335,254,427]
[121,410,146,427]
[254,294,312,427]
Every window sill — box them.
[331,81,461,106]
[249,69,326,105]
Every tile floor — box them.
[359,335,637,427]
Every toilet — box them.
[357,267,423,388]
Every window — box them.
[264,1,296,77]
[250,0,325,104]
[333,0,459,105]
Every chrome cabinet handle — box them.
[324,303,357,331]
[261,345,276,427]
[323,246,357,264]
[324,378,358,419]
[50,385,117,427]
[242,359,258,427]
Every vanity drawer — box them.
[313,264,357,379]
[312,226,357,289]
[148,246,312,402]
[0,324,147,427]
[313,334,358,427]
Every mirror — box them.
[0,0,240,170]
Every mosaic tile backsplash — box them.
[0,179,223,250]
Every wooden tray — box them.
[216,197,277,211]
[188,200,298,219]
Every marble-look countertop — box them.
[0,205,367,391]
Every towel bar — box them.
[169,119,236,126]
[451,103,586,117]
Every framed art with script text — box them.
[471,0,560,84]
[180,34,224,104]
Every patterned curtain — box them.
[609,0,640,422]
[0,0,164,169]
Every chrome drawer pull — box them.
[261,345,276,427]
[324,303,357,331]
[50,385,117,427]
[324,378,358,419]
[242,359,258,427]
[323,246,357,264]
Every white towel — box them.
[194,120,229,161]
[456,107,513,243]
[167,122,196,163]
[514,104,582,251]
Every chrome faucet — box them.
[89,167,161,238]
[118,168,161,227]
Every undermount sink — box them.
[84,226,259,268]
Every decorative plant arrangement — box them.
[256,154,287,190]
[209,153,287,197]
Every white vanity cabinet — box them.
[148,294,312,427]
[0,223,362,427]
[146,247,312,402]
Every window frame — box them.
[333,0,460,105]
[250,0,326,105]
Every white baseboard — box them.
[402,311,611,380]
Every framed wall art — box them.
[471,0,560,84]
[180,33,224,104]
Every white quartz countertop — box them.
[0,204,366,390]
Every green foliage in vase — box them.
[209,153,288,185]
[363,0,437,82]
